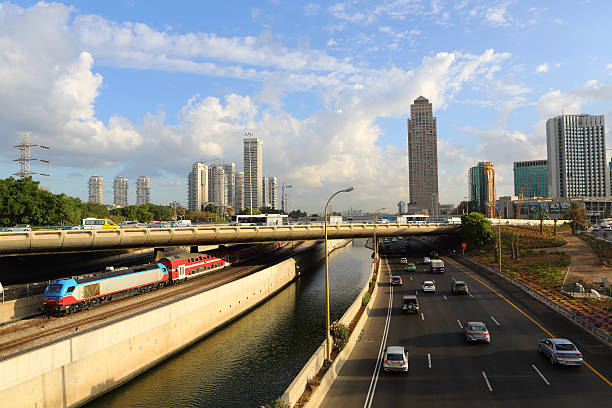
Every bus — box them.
[232,214,289,226]
[81,218,119,230]
[405,214,429,224]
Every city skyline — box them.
[0,1,611,213]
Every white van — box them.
[173,219,192,227]
[81,218,119,230]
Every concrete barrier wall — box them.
[0,295,43,323]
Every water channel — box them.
[87,239,372,407]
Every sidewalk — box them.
[546,231,612,284]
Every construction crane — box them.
[13,132,50,178]
[516,184,525,219]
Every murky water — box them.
[87,239,372,407]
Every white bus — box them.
[406,214,429,224]
[232,214,288,226]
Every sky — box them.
[1,0,611,214]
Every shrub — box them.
[369,280,376,292]
[263,398,290,408]
[330,320,349,351]
[362,292,371,306]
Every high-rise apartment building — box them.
[407,96,439,215]
[234,171,245,212]
[188,162,208,211]
[208,164,227,206]
[136,177,151,205]
[547,114,608,198]
[113,176,128,207]
[88,176,103,204]
[469,162,495,216]
[263,176,278,209]
[244,137,263,210]
[223,163,236,209]
[397,200,408,215]
[513,160,549,198]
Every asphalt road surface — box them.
[321,237,612,408]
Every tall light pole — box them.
[374,207,385,259]
[324,186,354,362]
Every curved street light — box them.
[324,186,354,362]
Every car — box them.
[400,257,408,264]
[452,280,469,294]
[6,224,32,231]
[422,280,436,293]
[119,221,142,229]
[383,346,408,372]
[401,295,419,314]
[147,221,170,228]
[430,251,439,258]
[423,257,431,264]
[538,338,582,366]
[391,276,403,286]
[464,321,491,343]
[406,263,416,272]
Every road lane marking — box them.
[457,320,463,329]
[445,257,612,388]
[363,258,393,408]
[409,275,412,281]
[443,295,447,301]
[468,292,474,298]
[490,316,500,326]
[531,364,550,385]
[427,353,432,368]
[482,371,493,391]
[421,313,425,321]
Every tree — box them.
[239,207,261,215]
[539,209,546,235]
[565,201,588,234]
[460,212,494,247]
[288,209,307,218]
[259,206,283,214]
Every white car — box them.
[538,338,582,366]
[383,346,408,372]
[400,257,407,264]
[422,280,436,293]
[423,257,431,264]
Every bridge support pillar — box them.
[190,245,199,253]
[154,248,165,262]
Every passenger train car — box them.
[43,242,287,315]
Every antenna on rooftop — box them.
[13,132,50,178]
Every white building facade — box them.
[188,162,208,211]
[244,137,263,210]
[113,176,128,207]
[136,177,151,205]
[88,176,103,204]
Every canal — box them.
[86,239,372,407]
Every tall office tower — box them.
[208,164,227,206]
[469,162,496,216]
[547,114,608,198]
[88,176,103,204]
[188,162,208,211]
[513,160,549,198]
[234,171,245,212]
[609,160,612,196]
[113,176,128,207]
[264,176,278,209]
[136,177,151,205]
[244,137,263,210]
[407,96,439,215]
[398,200,408,215]
[222,163,236,209]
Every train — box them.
[43,242,286,315]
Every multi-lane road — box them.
[321,237,612,407]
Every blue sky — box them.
[1,1,611,213]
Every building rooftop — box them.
[414,95,429,103]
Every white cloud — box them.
[536,63,549,73]
[484,2,512,26]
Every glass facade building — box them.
[513,160,549,198]
[468,162,495,215]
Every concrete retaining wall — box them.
[282,256,381,406]
[0,295,43,323]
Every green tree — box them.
[239,207,261,215]
[80,202,110,219]
[460,212,494,246]
[565,201,588,234]
[259,206,283,214]
[288,209,307,218]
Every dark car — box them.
[401,295,419,314]
[452,280,469,294]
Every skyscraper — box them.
[263,176,278,209]
[208,164,227,206]
[513,160,549,198]
[223,163,236,209]
[244,137,263,211]
[234,171,245,212]
[547,114,608,198]
[136,177,151,205]
[407,96,439,215]
[188,162,208,211]
[469,162,495,216]
[88,176,103,204]
[113,176,128,207]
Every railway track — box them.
[0,241,312,355]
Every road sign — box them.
[461,243,467,248]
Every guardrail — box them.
[456,255,612,349]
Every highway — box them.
[321,238,612,407]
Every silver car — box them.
[383,346,408,372]
[538,338,582,366]
[464,321,491,343]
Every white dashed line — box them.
[482,371,493,392]
[490,315,500,326]
[421,313,425,321]
[457,320,463,329]
[531,364,550,385]
[468,292,474,298]
[427,353,432,368]
[443,295,447,301]
[409,275,413,280]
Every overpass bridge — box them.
[0,223,459,256]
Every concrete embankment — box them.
[0,240,350,408]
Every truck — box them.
[401,295,419,314]
[430,259,445,273]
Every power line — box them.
[13,132,50,178]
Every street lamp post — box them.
[324,186,354,362]
[373,207,385,259]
